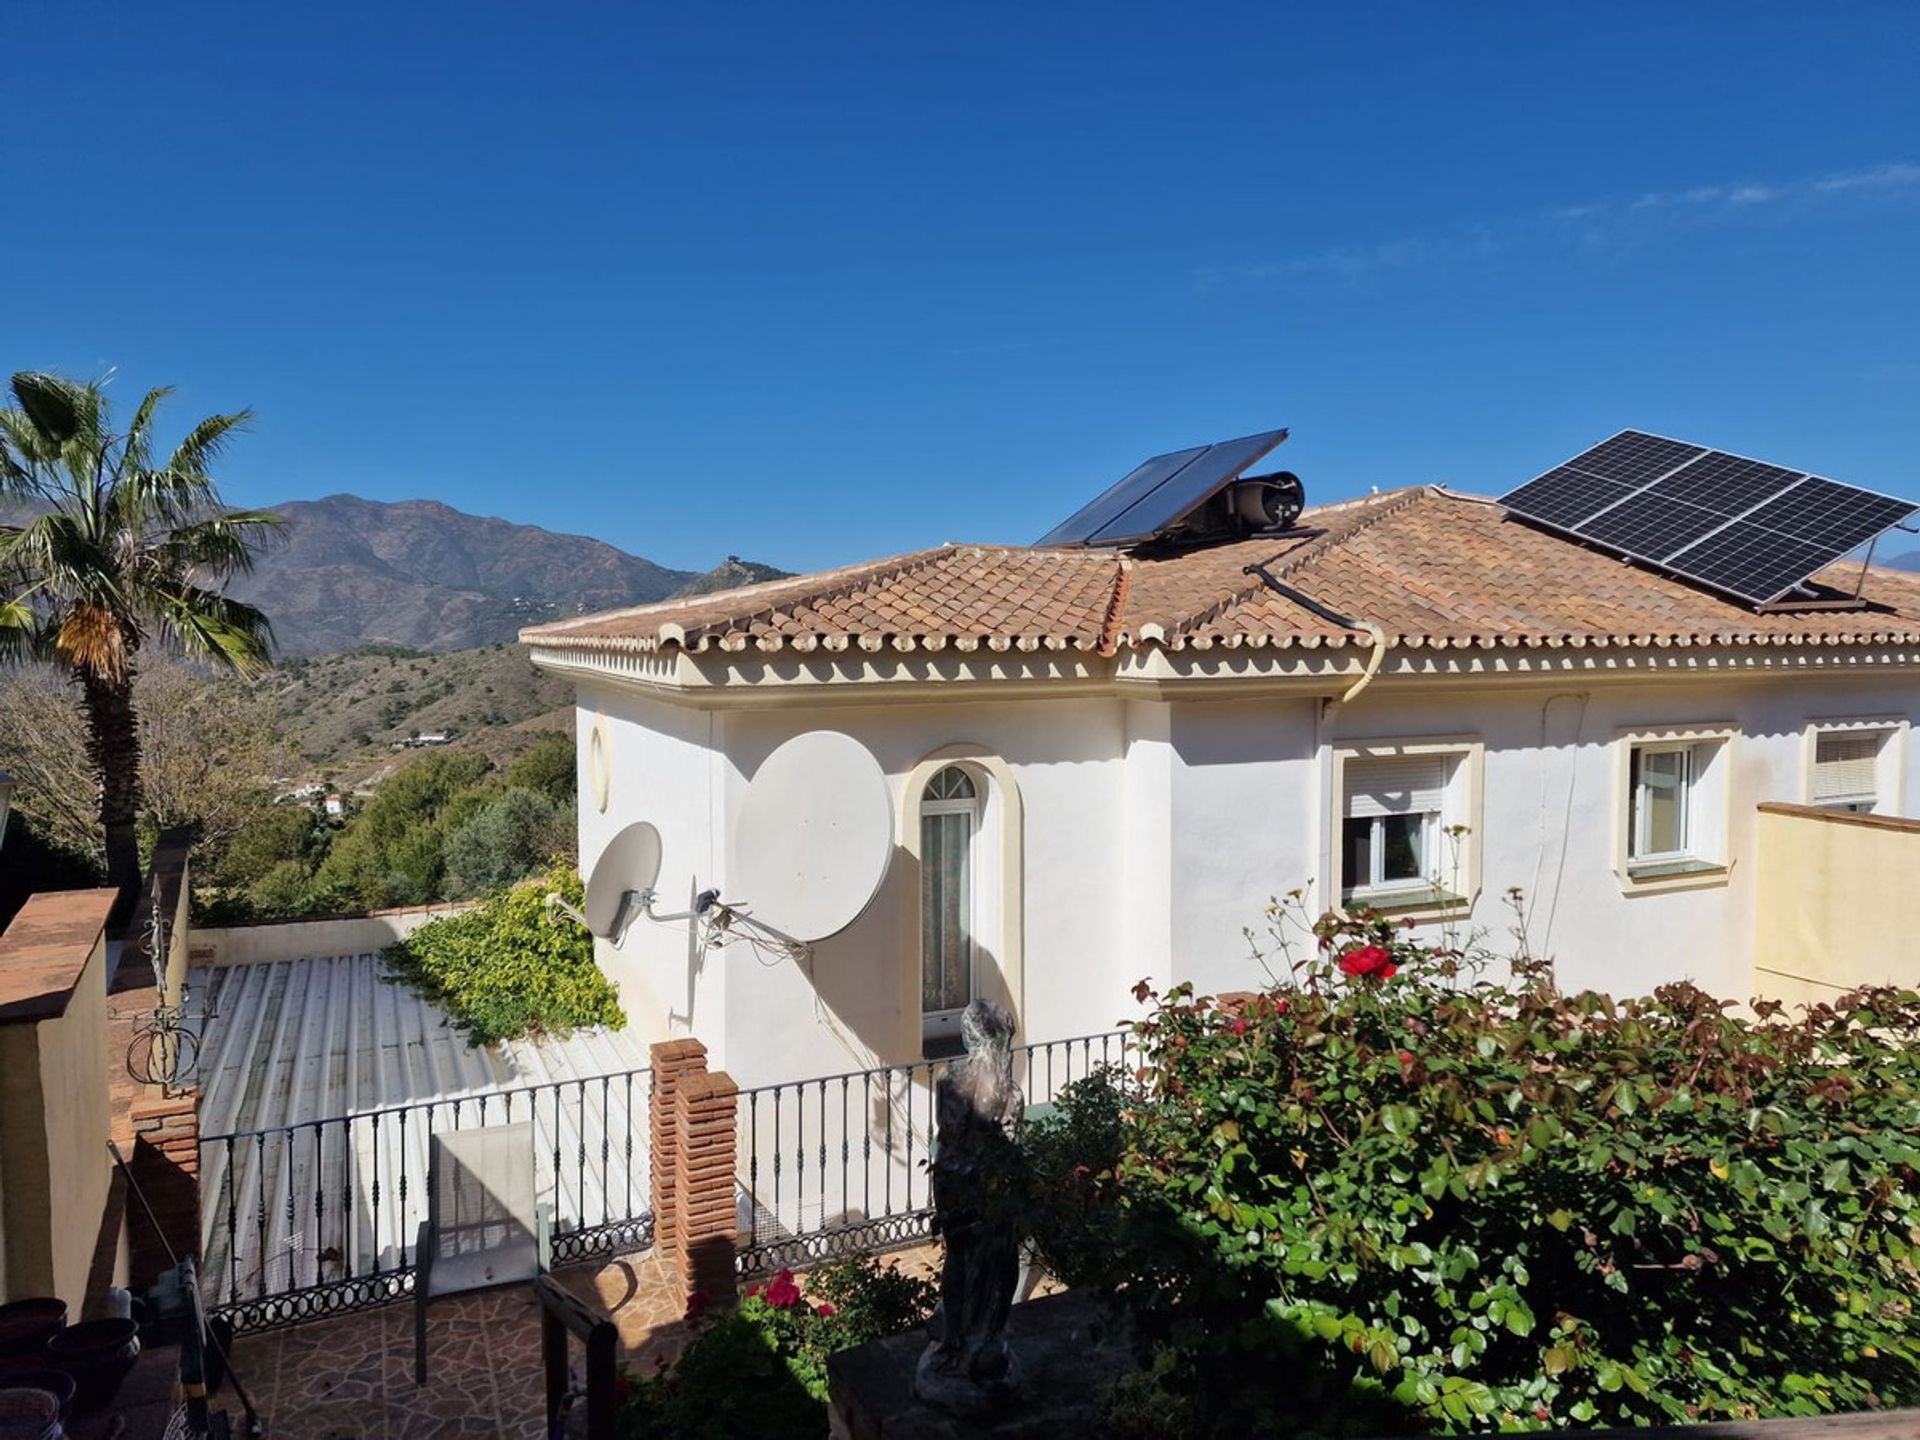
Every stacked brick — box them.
[126,1095,200,1289]
[647,1038,739,1308]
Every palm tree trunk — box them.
[80,666,143,917]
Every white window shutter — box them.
[1812,733,1880,805]
[1344,755,1447,819]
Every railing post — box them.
[648,1039,708,1258]
[673,1069,738,1308]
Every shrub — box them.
[441,786,573,897]
[381,865,624,1043]
[616,1258,936,1439]
[1072,902,1920,1436]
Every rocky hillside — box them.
[223,495,786,657]
[3,493,787,657]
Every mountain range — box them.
[3,493,787,658]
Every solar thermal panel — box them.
[1087,429,1289,545]
[1034,444,1208,548]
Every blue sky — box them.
[8,2,1919,572]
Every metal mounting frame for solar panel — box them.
[1036,428,1289,548]
[1498,429,1918,607]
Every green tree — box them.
[442,787,572,897]
[503,730,576,802]
[307,751,489,910]
[216,801,328,891]
[0,371,279,905]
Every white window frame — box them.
[1614,723,1736,891]
[1329,737,1483,918]
[919,765,981,1049]
[1802,719,1906,817]
[1628,742,1694,863]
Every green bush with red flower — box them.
[613,1256,936,1439]
[1022,897,1920,1436]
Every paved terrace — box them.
[209,1248,685,1439]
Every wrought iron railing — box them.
[200,1067,653,1332]
[734,1029,1135,1275]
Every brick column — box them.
[672,1070,738,1306]
[648,1038,708,1255]
[126,1095,201,1289]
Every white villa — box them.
[523,456,1920,1090]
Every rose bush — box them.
[614,1256,936,1439]
[1026,900,1920,1436]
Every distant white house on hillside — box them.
[523,431,1920,1088]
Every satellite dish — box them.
[732,731,893,943]
[583,822,663,939]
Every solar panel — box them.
[1037,429,1289,548]
[1035,444,1208,548]
[1500,429,1919,606]
[1084,429,1289,546]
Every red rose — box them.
[1229,1017,1249,1036]
[1380,962,1398,979]
[684,1290,709,1323]
[764,1269,802,1309]
[1337,945,1392,977]
[613,1375,631,1402]
[814,1302,837,1318]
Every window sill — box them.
[1619,858,1729,894]
[1342,886,1470,921]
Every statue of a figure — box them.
[914,999,1026,1414]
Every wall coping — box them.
[194,899,476,935]
[0,889,116,1023]
[1757,801,1920,836]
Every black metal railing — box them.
[734,1030,1134,1275]
[199,1067,653,1332]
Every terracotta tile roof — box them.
[521,488,1920,660]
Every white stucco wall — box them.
[573,666,1920,1088]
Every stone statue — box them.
[915,998,1026,1414]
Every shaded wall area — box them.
[1753,802,1920,1006]
[0,889,117,1309]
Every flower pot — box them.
[42,1320,138,1409]
[0,1373,72,1425]
[0,1384,63,1440]
[0,1305,65,1362]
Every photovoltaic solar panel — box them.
[1575,495,1726,557]
[1035,444,1208,548]
[1560,431,1706,488]
[1640,451,1801,515]
[1499,466,1639,530]
[1037,429,1288,548]
[1499,429,1919,606]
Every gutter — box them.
[1241,561,1389,705]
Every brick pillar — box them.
[126,1095,201,1289]
[672,1070,738,1306]
[649,1038,707,1255]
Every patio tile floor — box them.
[208,1248,692,1439]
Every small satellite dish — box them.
[732,731,893,943]
[583,821,664,939]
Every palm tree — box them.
[0,371,282,909]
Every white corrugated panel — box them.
[1344,755,1446,819]
[1812,732,1880,804]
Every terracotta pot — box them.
[0,1304,65,1362]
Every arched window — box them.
[919,765,979,1050]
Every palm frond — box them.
[162,409,252,481]
[147,510,286,582]
[121,387,175,474]
[147,582,275,677]
[52,601,134,680]
[9,372,96,447]
[0,409,60,480]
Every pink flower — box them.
[1228,1017,1249,1037]
[814,1302,837,1318]
[764,1269,802,1309]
